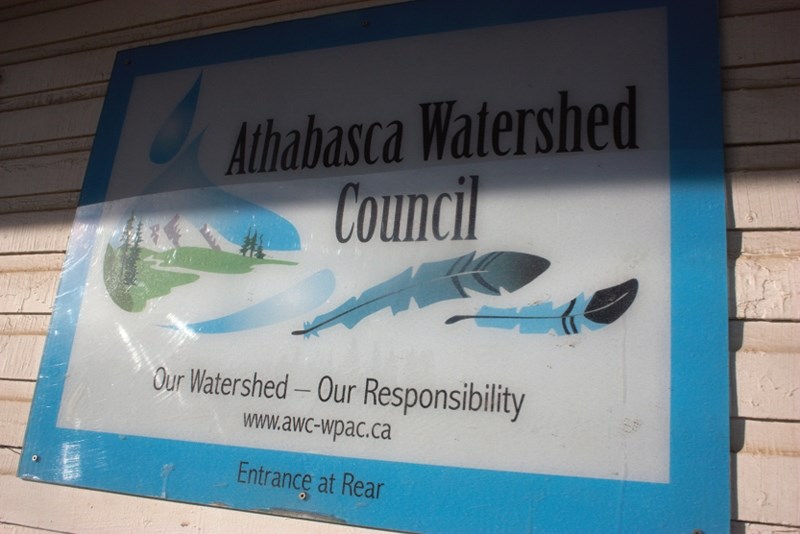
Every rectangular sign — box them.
[20,1,729,531]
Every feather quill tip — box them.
[291,321,319,338]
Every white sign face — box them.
[21,1,729,531]
[58,7,670,483]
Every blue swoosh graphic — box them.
[163,269,335,334]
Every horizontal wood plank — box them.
[732,520,800,534]
[731,319,800,353]
[0,381,33,447]
[731,321,800,421]
[0,316,50,382]
[726,142,800,172]
[0,210,73,254]
[0,99,102,149]
[0,82,106,114]
[0,0,94,23]
[723,62,800,91]
[0,315,50,335]
[0,254,64,273]
[733,350,800,420]
[729,231,800,320]
[729,170,800,229]
[0,523,57,533]
[732,420,800,526]
[731,255,800,319]
[724,87,800,146]
[720,10,800,68]
[721,1,800,18]
[0,271,59,314]
[0,192,79,215]
[731,231,800,256]
[0,255,65,316]
[0,449,372,533]
[0,335,44,381]
[0,523,52,534]
[0,137,94,163]
[731,418,800,455]
[0,152,88,198]
[0,48,116,103]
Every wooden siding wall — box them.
[0,0,798,532]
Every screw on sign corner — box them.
[298,492,309,501]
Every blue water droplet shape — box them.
[149,73,203,164]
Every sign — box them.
[20,1,729,531]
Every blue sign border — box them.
[20,1,729,532]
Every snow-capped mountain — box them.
[143,213,240,254]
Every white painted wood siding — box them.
[1,1,798,531]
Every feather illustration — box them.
[292,251,550,337]
[445,278,638,335]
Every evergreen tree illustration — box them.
[118,212,136,286]
[247,229,258,257]
[256,235,266,259]
[123,219,143,287]
[239,228,252,257]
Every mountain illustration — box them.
[147,213,240,254]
